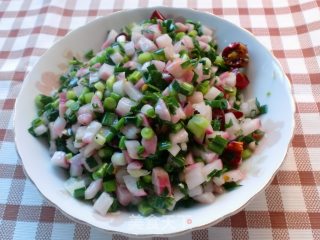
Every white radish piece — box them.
[168,144,181,157]
[184,162,206,190]
[155,98,171,121]
[123,175,147,197]
[165,58,187,78]
[33,124,48,136]
[110,52,124,65]
[152,167,172,195]
[192,102,212,122]
[123,81,143,101]
[90,95,104,113]
[115,97,136,116]
[171,105,186,124]
[89,71,99,84]
[111,152,126,166]
[66,137,79,154]
[82,121,102,144]
[200,151,218,163]
[181,35,194,49]
[127,161,149,178]
[224,112,241,138]
[80,141,101,158]
[138,36,157,52]
[180,142,187,151]
[98,63,114,80]
[112,80,125,96]
[101,29,118,48]
[241,118,261,136]
[193,192,215,204]
[223,169,244,183]
[121,124,140,139]
[185,152,194,165]
[202,159,223,177]
[78,113,93,126]
[51,151,68,168]
[59,92,67,118]
[204,86,222,100]
[219,71,236,87]
[188,185,203,197]
[141,135,157,155]
[116,184,133,206]
[124,140,140,159]
[93,192,114,216]
[115,167,128,183]
[85,179,102,200]
[64,177,86,196]
[152,60,166,72]
[124,41,135,56]
[188,91,203,104]
[170,128,189,144]
[155,34,173,48]
[53,117,67,138]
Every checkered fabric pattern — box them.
[1,0,319,239]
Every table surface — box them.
[1,0,320,239]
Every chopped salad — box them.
[29,10,267,216]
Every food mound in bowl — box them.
[28,10,267,216]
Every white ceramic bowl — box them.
[14,7,295,237]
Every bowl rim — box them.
[14,6,296,238]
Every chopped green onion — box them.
[110,92,121,102]
[188,30,198,37]
[172,122,184,133]
[94,133,106,145]
[103,97,117,111]
[158,141,172,151]
[102,112,118,126]
[172,81,194,96]
[103,180,116,193]
[207,135,228,155]
[152,48,166,61]
[222,181,241,191]
[211,119,221,131]
[196,80,210,95]
[94,81,105,92]
[112,117,125,131]
[66,90,77,100]
[187,114,210,139]
[106,75,116,90]
[69,101,80,112]
[127,71,142,84]
[73,187,86,199]
[98,147,114,159]
[137,145,145,155]
[138,201,153,216]
[214,55,225,66]
[141,127,154,140]
[138,52,153,64]
[175,32,185,41]
[205,99,228,109]
[242,149,252,160]
[84,49,94,60]
[146,108,156,118]
[92,163,108,180]
[119,136,126,150]
[84,92,94,104]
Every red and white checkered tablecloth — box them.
[1,0,319,239]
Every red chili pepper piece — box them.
[236,72,250,89]
[225,109,244,119]
[150,10,166,21]
[221,141,243,169]
[222,42,249,68]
